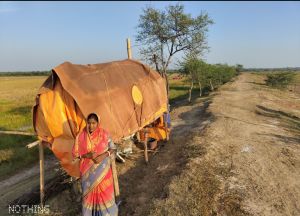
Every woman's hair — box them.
[87,113,99,122]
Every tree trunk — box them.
[162,54,173,100]
[188,81,194,102]
[199,81,202,97]
[209,79,214,91]
[153,54,161,75]
[161,70,170,99]
[165,73,170,99]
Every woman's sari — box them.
[73,126,118,216]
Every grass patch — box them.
[168,74,189,101]
[293,72,300,83]
[0,76,48,177]
[0,134,38,178]
[0,76,47,131]
[0,71,51,76]
[0,134,52,179]
[0,102,33,131]
[168,74,211,105]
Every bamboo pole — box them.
[127,38,132,59]
[0,130,35,136]
[26,140,40,148]
[39,142,45,207]
[111,154,120,198]
[144,128,149,163]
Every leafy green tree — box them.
[206,64,217,91]
[180,55,199,102]
[196,60,208,97]
[136,3,213,95]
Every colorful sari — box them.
[73,126,118,216]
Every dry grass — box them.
[0,149,13,163]
[0,76,47,177]
[249,71,300,94]
[149,131,249,216]
[0,134,39,179]
[0,76,47,131]
[168,73,190,102]
[149,160,220,216]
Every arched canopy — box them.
[33,59,168,177]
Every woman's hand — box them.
[81,152,95,159]
[92,150,115,164]
[92,152,107,164]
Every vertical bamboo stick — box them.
[111,154,120,197]
[127,38,132,59]
[144,128,149,163]
[39,141,45,207]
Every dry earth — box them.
[148,73,300,216]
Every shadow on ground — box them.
[257,133,300,145]
[255,104,300,147]
[256,105,300,133]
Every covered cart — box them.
[33,59,170,178]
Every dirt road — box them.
[205,73,300,215]
[148,73,300,216]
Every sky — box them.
[0,1,299,71]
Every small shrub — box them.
[265,72,295,88]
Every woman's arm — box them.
[92,136,116,164]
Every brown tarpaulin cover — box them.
[33,59,168,177]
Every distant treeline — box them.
[169,67,300,73]
[244,67,300,72]
[178,57,242,102]
[0,71,51,76]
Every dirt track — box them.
[118,73,300,216]
[204,73,300,215]
[1,73,299,216]
[148,73,300,216]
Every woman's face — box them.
[87,118,98,133]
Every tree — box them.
[180,56,239,102]
[196,60,209,97]
[136,4,214,96]
[206,64,216,91]
[180,55,208,101]
[180,55,199,102]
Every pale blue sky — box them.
[0,1,299,71]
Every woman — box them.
[72,113,118,216]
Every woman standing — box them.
[73,113,118,216]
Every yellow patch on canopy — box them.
[132,85,143,105]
